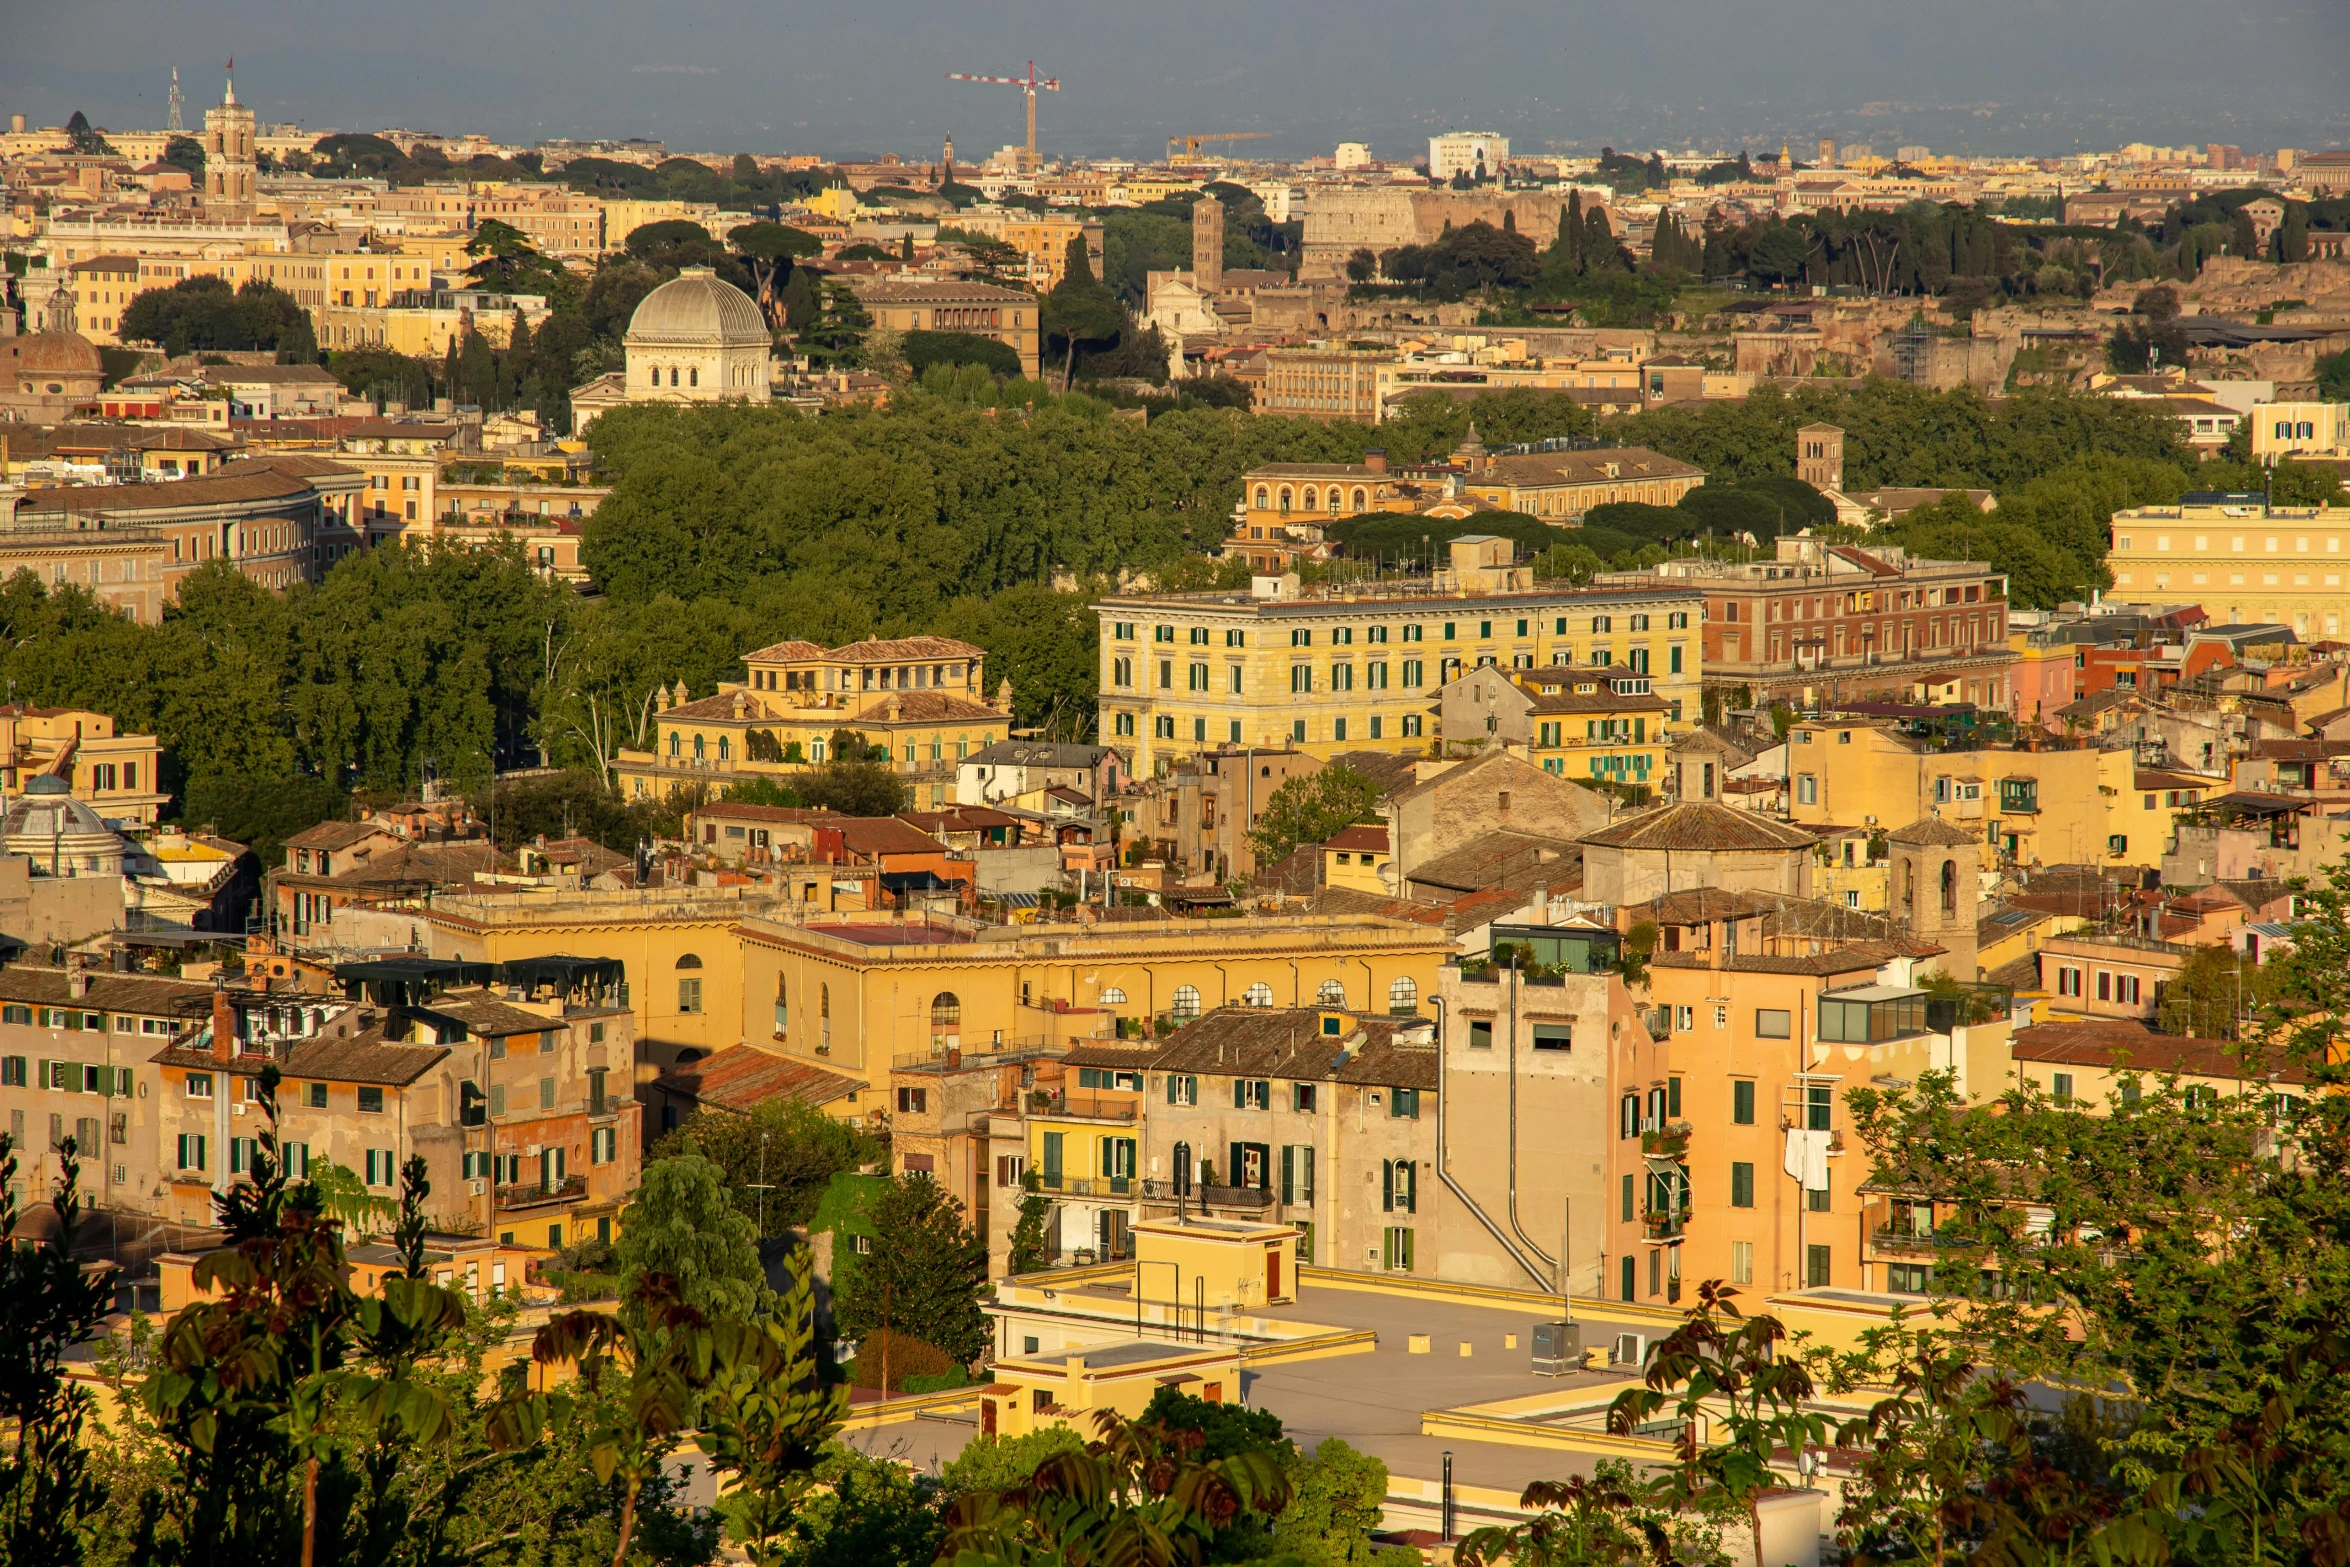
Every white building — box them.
[1334,142,1372,170]
[1427,132,1509,181]
[569,267,772,430]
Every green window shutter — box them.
[1041,1131,1063,1181]
[1281,1145,1295,1205]
[1381,1159,1394,1212]
[1621,1172,1634,1222]
[1667,1077,1682,1117]
[1227,1142,1244,1187]
[1732,1161,1754,1208]
[1234,1079,1247,1109]
[1733,1080,1755,1124]
[1301,1146,1315,1205]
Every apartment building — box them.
[613,635,1012,810]
[1097,535,1703,775]
[737,909,1448,1098]
[1598,535,2015,711]
[852,280,1041,379]
[1003,1007,1441,1274]
[2105,496,2347,638]
[0,704,168,825]
[0,963,208,1216]
[1436,663,1672,791]
[144,959,637,1243]
[1782,716,2190,873]
[1255,344,1392,422]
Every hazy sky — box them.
[11,0,2348,163]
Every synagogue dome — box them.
[625,268,769,347]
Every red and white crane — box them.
[944,61,1060,173]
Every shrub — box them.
[845,1327,955,1391]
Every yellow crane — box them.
[945,61,1060,174]
[1167,131,1271,166]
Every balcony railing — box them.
[1035,1174,1134,1198]
[496,1174,587,1209]
[1871,1224,1967,1254]
[1199,1183,1274,1209]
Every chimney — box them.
[9,115,23,135]
[1364,448,1388,474]
[67,953,89,999]
[211,975,235,1065]
[946,1046,962,1069]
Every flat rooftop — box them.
[803,920,978,947]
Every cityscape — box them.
[0,10,2347,1566]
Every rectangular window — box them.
[1166,1073,1198,1106]
[1233,1079,1271,1110]
[1731,1162,1755,1208]
[1754,1008,1791,1038]
[1732,1239,1754,1285]
[1281,1143,1316,1204]
[1808,1169,1831,1213]
[0,1057,21,1087]
[176,1133,206,1171]
[1797,774,1817,805]
[1382,1226,1415,1272]
[1292,1082,1316,1112]
[358,1085,385,1115]
[1732,1080,1755,1125]
[897,1086,929,1114]
[1390,1087,1420,1119]
[2052,1072,2075,1104]
[592,1126,617,1165]
[1621,1172,1634,1223]
[1667,1076,1681,1117]
[186,1072,213,1099]
[1807,1244,1832,1288]
[1806,1084,1832,1131]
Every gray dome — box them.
[4,779,124,875]
[626,268,769,347]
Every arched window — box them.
[676,953,703,970]
[773,974,787,1034]
[669,367,680,387]
[1243,982,1274,1008]
[1172,1141,1192,1196]
[1388,975,1418,1014]
[930,992,961,1051]
[693,733,706,760]
[1940,859,1958,914]
[1254,485,1269,509]
[1316,980,1347,1006]
[1352,486,1368,512]
[689,366,699,387]
[1277,487,1293,515]
[1301,486,1319,511]
[717,735,731,761]
[820,984,830,1018]
[667,732,679,757]
[1100,986,1128,1005]
[1171,984,1202,1018]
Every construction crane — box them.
[945,61,1060,174]
[1167,131,1271,166]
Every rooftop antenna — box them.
[167,66,184,134]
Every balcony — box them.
[1035,1174,1135,1199]
[496,1174,587,1210]
[1641,1120,1692,1159]
[1199,1183,1274,1210]
[1870,1224,1965,1256]
[1640,1207,1688,1243]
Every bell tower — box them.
[1886,816,1981,979]
[201,62,258,220]
[1191,193,1224,294]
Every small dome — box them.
[625,268,768,347]
[2,780,125,875]
[3,332,103,376]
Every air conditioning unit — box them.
[469,1179,486,1196]
[1612,1332,1645,1367]
[1531,1320,1581,1375]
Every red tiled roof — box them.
[651,1045,864,1111]
[1322,825,1389,854]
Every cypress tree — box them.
[1565,190,1584,269]
[1584,208,1614,270]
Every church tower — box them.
[1796,423,1844,492]
[1191,193,1224,293]
[1886,816,1981,979]
[201,64,258,220]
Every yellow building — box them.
[853,280,1042,381]
[1784,716,2181,871]
[1255,344,1392,422]
[976,1338,1246,1440]
[412,885,779,1058]
[805,186,863,223]
[1437,663,1673,790]
[1320,825,1392,894]
[947,210,1103,285]
[1098,536,1704,774]
[737,909,1450,1093]
[0,705,169,825]
[613,635,1011,809]
[2105,497,2345,638]
[336,421,455,541]
[2249,401,2350,462]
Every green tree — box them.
[1456,1462,1674,1567]
[64,111,115,156]
[695,1264,851,1567]
[2154,940,2277,1040]
[1041,236,1124,386]
[1137,1386,1286,1461]
[1270,1438,1390,1566]
[1004,1171,1052,1278]
[831,1173,989,1371]
[464,220,570,300]
[0,1131,116,1565]
[613,1153,768,1326]
[160,136,205,177]
[1246,764,1385,869]
[648,1099,875,1237]
[740,1441,941,1567]
[937,1412,1290,1567]
[2316,349,2350,404]
[902,331,1022,379]
[942,1429,1088,1497]
[120,276,316,358]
